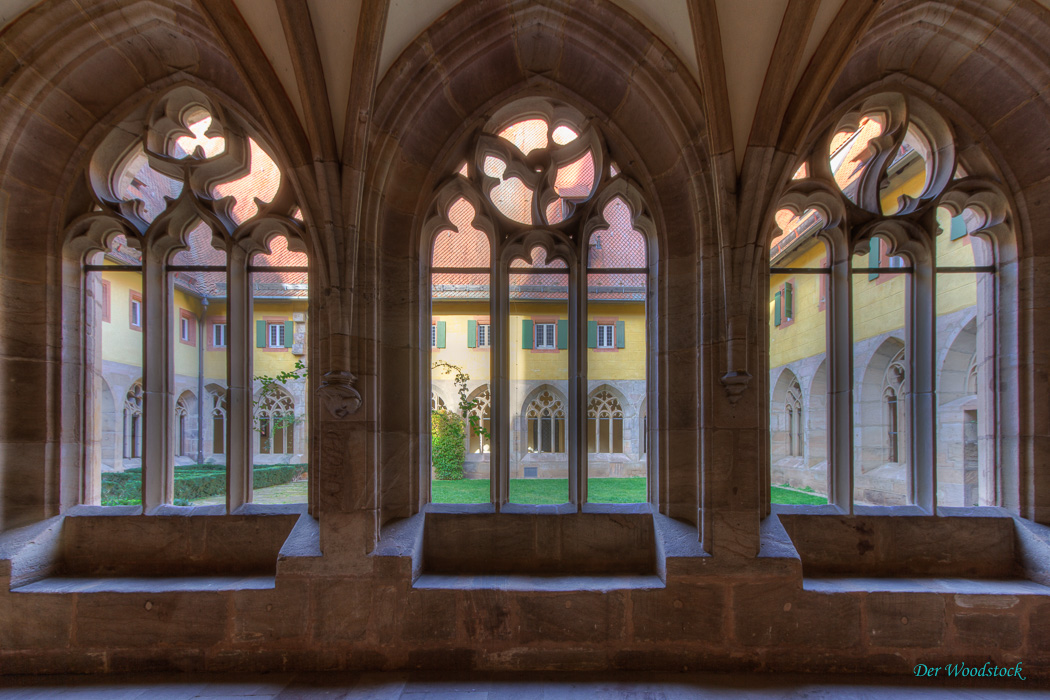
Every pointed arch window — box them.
[786,380,803,458]
[211,389,227,457]
[468,388,492,454]
[426,98,652,507]
[123,382,144,461]
[587,390,624,454]
[255,388,295,456]
[69,86,309,510]
[527,390,566,454]
[769,91,1010,511]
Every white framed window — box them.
[268,322,285,348]
[213,323,226,347]
[597,324,614,348]
[180,317,190,342]
[130,298,141,328]
[477,323,490,347]
[535,322,556,349]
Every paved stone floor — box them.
[0,672,1046,698]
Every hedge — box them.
[101,463,307,505]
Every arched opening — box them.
[855,337,907,505]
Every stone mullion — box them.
[494,257,508,509]
[975,267,998,507]
[910,256,936,512]
[576,263,591,507]
[828,247,853,512]
[569,260,583,508]
[142,252,174,510]
[80,264,103,506]
[227,247,252,510]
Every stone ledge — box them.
[11,575,276,593]
[803,576,1050,595]
[413,573,665,591]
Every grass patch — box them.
[771,485,827,505]
[432,477,647,505]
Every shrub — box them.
[253,464,307,489]
[431,408,466,480]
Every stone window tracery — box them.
[468,388,492,455]
[256,388,295,456]
[68,86,308,510]
[770,91,1010,510]
[527,390,566,454]
[123,382,143,460]
[587,390,624,454]
[426,98,652,506]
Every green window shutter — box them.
[256,320,267,348]
[868,238,880,281]
[467,319,477,348]
[436,321,446,348]
[616,320,626,348]
[784,282,793,320]
[587,320,598,348]
[522,319,533,349]
[774,291,782,327]
[557,320,569,349]
[950,215,967,240]
[284,320,294,348]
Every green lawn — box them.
[192,480,308,506]
[433,479,828,505]
[771,485,827,505]
[432,477,647,504]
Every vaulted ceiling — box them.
[0,0,867,173]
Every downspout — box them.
[197,297,208,464]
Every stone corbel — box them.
[318,370,362,418]
[720,370,752,404]
[720,312,753,404]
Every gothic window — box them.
[175,394,189,457]
[426,98,652,506]
[468,387,492,455]
[883,351,906,464]
[526,390,565,454]
[211,389,227,457]
[885,388,899,463]
[770,92,1008,511]
[69,86,307,509]
[787,380,803,458]
[587,390,624,454]
[256,387,295,456]
[123,382,143,460]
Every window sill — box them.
[12,574,276,594]
[803,576,1050,596]
[413,572,665,592]
[65,503,308,518]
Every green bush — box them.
[253,464,307,489]
[431,408,466,480]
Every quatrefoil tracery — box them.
[773,92,1010,262]
[69,86,303,263]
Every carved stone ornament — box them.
[720,370,753,404]
[318,370,362,418]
